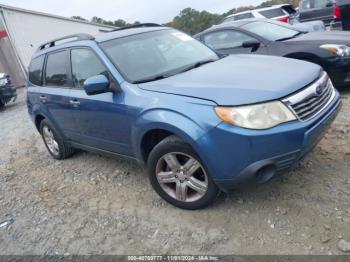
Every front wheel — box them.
[147,136,220,210]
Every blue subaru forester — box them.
[27,24,341,209]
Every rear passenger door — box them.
[201,30,267,55]
[312,0,335,25]
[299,0,316,22]
[67,47,132,156]
[40,50,75,137]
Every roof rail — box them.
[37,33,95,51]
[112,23,162,31]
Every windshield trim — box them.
[99,29,219,84]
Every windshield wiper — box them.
[180,59,217,73]
[276,32,304,42]
[133,74,171,84]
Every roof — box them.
[0,4,115,30]
[95,26,168,43]
[224,4,293,19]
[195,19,258,37]
[33,26,170,57]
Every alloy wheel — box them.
[156,152,208,202]
[42,125,60,156]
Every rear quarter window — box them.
[28,55,45,86]
[223,12,254,23]
[259,8,286,18]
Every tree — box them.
[167,8,221,35]
[71,16,88,21]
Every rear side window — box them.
[28,55,45,86]
[259,8,286,18]
[45,51,68,87]
[301,0,313,10]
[223,13,254,23]
[71,48,108,89]
[314,0,330,8]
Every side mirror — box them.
[326,2,333,7]
[242,40,261,52]
[83,75,110,96]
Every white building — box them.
[0,4,114,87]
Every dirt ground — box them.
[0,88,349,255]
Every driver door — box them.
[67,47,132,156]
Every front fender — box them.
[132,108,214,163]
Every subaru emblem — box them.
[315,86,323,96]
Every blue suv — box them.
[27,24,341,209]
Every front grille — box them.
[282,72,335,121]
[5,75,11,86]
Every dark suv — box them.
[298,0,350,30]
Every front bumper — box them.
[0,85,17,104]
[195,91,342,191]
[324,57,350,87]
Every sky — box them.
[0,0,264,23]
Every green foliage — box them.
[167,8,222,35]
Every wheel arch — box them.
[133,109,208,164]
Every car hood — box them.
[285,31,350,45]
[138,55,321,106]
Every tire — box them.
[0,100,4,109]
[40,119,75,160]
[147,135,220,210]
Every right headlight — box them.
[0,78,7,86]
[215,101,296,130]
[320,44,350,57]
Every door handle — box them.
[69,99,80,106]
[39,95,47,103]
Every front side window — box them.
[243,21,300,41]
[234,13,254,20]
[100,29,218,83]
[259,8,286,18]
[45,51,68,87]
[203,30,256,50]
[71,49,108,89]
[28,55,45,86]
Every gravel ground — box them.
[0,88,349,255]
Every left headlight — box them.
[215,101,296,130]
[320,44,350,57]
[0,78,7,86]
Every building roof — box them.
[0,4,115,30]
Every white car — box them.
[221,4,296,24]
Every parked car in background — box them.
[196,19,350,87]
[0,73,17,108]
[221,4,296,24]
[298,0,350,30]
[291,20,326,32]
[27,25,341,209]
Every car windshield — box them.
[242,21,301,41]
[100,29,219,83]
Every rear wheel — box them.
[147,135,220,210]
[40,119,74,160]
[0,100,4,109]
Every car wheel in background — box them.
[147,135,220,210]
[40,119,75,160]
